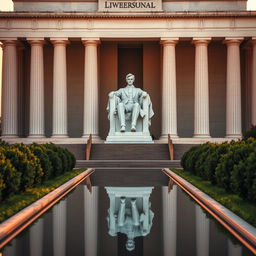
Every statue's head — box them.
[126,73,135,86]
[126,238,135,251]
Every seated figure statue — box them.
[106,73,154,143]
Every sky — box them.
[0,0,256,10]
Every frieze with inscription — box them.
[98,0,162,12]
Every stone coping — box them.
[162,168,256,255]
[0,10,256,18]
[0,168,94,249]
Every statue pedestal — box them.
[105,132,153,144]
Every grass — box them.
[0,168,85,223]
[171,168,256,228]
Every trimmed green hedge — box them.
[181,138,256,202]
[0,142,76,202]
[243,125,256,140]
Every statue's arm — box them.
[139,88,147,98]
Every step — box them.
[76,160,181,168]
[90,144,170,160]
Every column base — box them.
[193,134,211,138]
[82,134,100,139]
[51,135,69,138]
[225,134,242,139]
[160,134,179,140]
[1,135,19,139]
[28,135,46,139]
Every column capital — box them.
[50,38,69,46]
[223,37,244,45]
[160,38,179,46]
[192,38,211,45]
[0,38,18,46]
[27,38,45,46]
[251,37,256,45]
[81,38,100,46]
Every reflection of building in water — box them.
[105,187,154,251]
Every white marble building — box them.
[0,0,255,143]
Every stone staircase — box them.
[90,144,169,160]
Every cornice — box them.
[0,11,256,19]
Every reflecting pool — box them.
[1,184,254,256]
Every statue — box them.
[105,187,154,251]
[113,73,148,132]
[106,73,154,143]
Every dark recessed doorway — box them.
[118,45,143,89]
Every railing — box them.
[86,134,92,160]
[0,168,95,249]
[162,168,256,255]
[168,134,174,160]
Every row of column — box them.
[1,37,256,138]
[161,37,256,139]
[1,37,99,138]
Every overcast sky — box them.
[0,0,256,11]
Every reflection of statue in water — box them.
[107,73,154,133]
[107,197,154,251]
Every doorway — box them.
[118,45,143,89]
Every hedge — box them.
[181,138,256,202]
[0,142,76,202]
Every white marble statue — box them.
[106,73,154,143]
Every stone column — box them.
[196,205,209,256]
[30,218,44,256]
[82,38,100,139]
[17,45,25,137]
[225,38,243,138]
[193,38,211,138]
[161,38,179,139]
[251,38,256,126]
[51,38,69,138]
[162,185,177,256]
[53,200,67,256]
[84,186,98,256]
[1,39,18,138]
[28,38,45,138]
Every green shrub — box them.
[243,125,256,140]
[194,143,213,179]
[181,145,202,174]
[216,140,254,192]
[42,145,62,177]
[232,150,256,201]
[202,143,229,184]
[0,162,5,202]
[14,144,44,185]
[30,144,53,181]
[0,142,76,202]
[43,144,75,173]
[63,147,76,171]
[0,147,35,191]
[0,152,21,201]
[181,138,256,202]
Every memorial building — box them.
[0,0,255,144]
